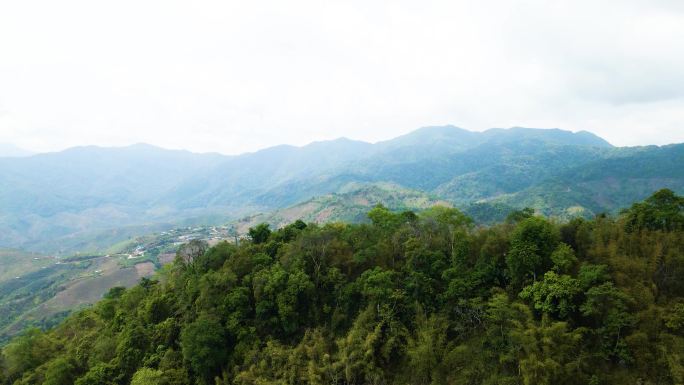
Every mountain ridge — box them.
[0,126,679,253]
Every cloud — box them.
[0,0,682,153]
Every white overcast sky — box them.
[1,0,683,154]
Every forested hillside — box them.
[2,189,684,385]
[233,182,450,233]
[496,143,684,219]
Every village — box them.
[117,225,239,266]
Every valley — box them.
[0,225,242,343]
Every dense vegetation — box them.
[2,189,684,385]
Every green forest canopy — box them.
[2,189,684,385]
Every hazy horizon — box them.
[0,125,636,156]
[2,1,684,154]
[7,123,684,156]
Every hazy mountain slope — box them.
[170,125,614,212]
[0,144,225,210]
[256,139,612,207]
[0,144,225,214]
[0,249,50,282]
[373,125,481,154]
[0,138,376,252]
[234,182,449,232]
[431,142,613,203]
[245,133,676,225]
[0,126,668,254]
[163,138,373,210]
[374,125,611,153]
[494,143,684,218]
[480,127,613,147]
[0,145,227,250]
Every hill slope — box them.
[234,182,450,233]
[494,143,684,218]
[2,192,683,385]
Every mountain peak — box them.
[400,125,472,138]
[376,125,477,152]
[303,137,372,148]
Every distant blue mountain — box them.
[0,126,676,253]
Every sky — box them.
[1,0,683,155]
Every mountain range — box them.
[1,125,683,254]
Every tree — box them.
[74,363,116,385]
[272,219,307,243]
[1,329,55,383]
[665,302,684,333]
[550,243,578,274]
[520,272,581,319]
[405,311,452,385]
[483,292,529,382]
[577,264,610,290]
[131,368,165,385]
[177,239,209,265]
[248,223,272,244]
[507,241,542,287]
[337,305,408,385]
[252,263,314,336]
[44,357,77,385]
[420,206,473,229]
[276,269,315,335]
[233,329,335,385]
[580,282,635,362]
[506,217,559,285]
[624,188,684,232]
[506,207,535,224]
[359,267,406,319]
[158,349,190,385]
[511,315,583,385]
[368,204,404,231]
[180,314,228,384]
[195,241,236,272]
[114,322,149,382]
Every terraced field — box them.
[0,252,155,343]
